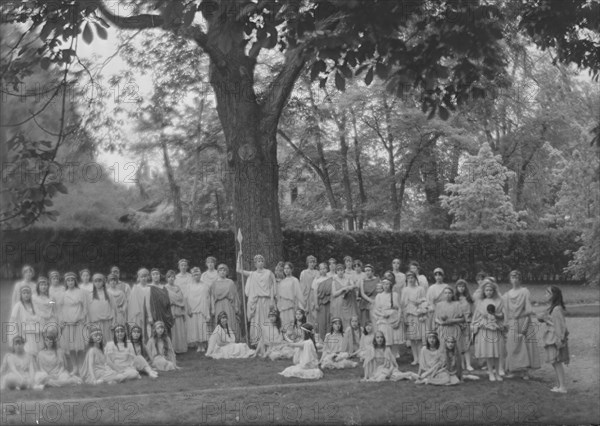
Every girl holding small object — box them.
[472,279,506,381]
[401,271,428,365]
[107,273,128,326]
[80,329,135,385]
[59,272,88,375]
[357,321,374,361]
[104,325,157,379]
[33,276,59,347]
[538,286,569,393]
[187,267,212,352]
[279,323,323,380]
[277,262,305,331]
[201,257,219,285]
[299,256,319,324]
[166,270,188,353]
[312,263,333,342]
[320,318,358,369]
[11,265,36,309]
[239,254,276,346]
[454,279,475,371]
[10,286,41,356]
[146,321,179,371]
[206,312,256,359]
[504,270,541,380]
[362,331,418,382]
[87,273,117,344]
[0,336,45,391]
[36,331,82,387]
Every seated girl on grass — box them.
[320,318,358,369]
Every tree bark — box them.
[351,109,367,229]
[335,112,356,230]
[160,138,184,228]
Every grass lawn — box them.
[1,280,599,424]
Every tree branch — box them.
[96,0,164,29]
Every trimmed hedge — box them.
[0,228,583,283]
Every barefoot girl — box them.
[472,279,505,382]
[279,323,323,380]
[538,286,569,393]
[59,272,87,375]
[146,321,179,371]
[320,318,358,369]
[372,278,404,358]
[362,331,418,382]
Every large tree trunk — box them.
[383,98,401,230]
[351,110,367,229]
[335,113,356,230]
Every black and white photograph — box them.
[1,0,599,424]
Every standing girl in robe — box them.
[109,266,131,302]
[401,271,428,365]
[11,265,36,309]
[454,279,475,371]
[359,265,379,327]
[538,286,569,393]
[104,324,157,378]
[472,279,506,382]
[146,321,178,371]
[238,254,276,346]
[327,258,337,277]
[391,259,406,297]
[87,273,116,344]
[175,259,193,345]
[372,278,404,358]
[48,270,65,305]
[206,312,255,359]
[362,331,418,382]
[277,262,305,332]
[312,263,332,342]
[211,264,240,342]
[0,336,44,391]
[149,268,174,338]
[426,268,448,332]
[128,268,152,342]
[331,265,357,328]
[59,272,87,375]
[187,267,211,352]
[79,269,93,294]
[434,287,465,353]
[320,318,358,369]
[33,277,59,347]
[408,261,429,290]
[504,270,541,380]
[166,270,188,353]
[36,331,82,387]
[279,323,323,380]
[80,329,135,385]
[9,286,41,356]
[343,256,361,318]
[107,273,127,326]
[299,256,319,324]
[201,257,219,285]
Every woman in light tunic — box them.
[279,323,323,380]
[146,321,179,371]
[358,264,378,327]
[128,268,153,342]
[80,329,137,385]
[59,272,88,375]
[187,267,212,352]
[211,264,241,342]
[277,262,305,331]
[320,318,358,369]
[87,273,117,344]
[9,286,41,356]
[33,277,59,349]
[299,256,319,324]
[78,269,93,294]
[200,256,219,285]
[312,263,332,342]
[372,279,404,357]
[331,265,357,328]
[166,270,188,353]
[503,270,541,379]
[401,271,428,365]
[48,270,66,304]
[362,331,418,382]
[36,331,82,387]
[107,273,128,326]
[206,312,255,359]
[434,286,465,353]
[0,336,45,391]
[104,324,157,378]
[239,254,276,346]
